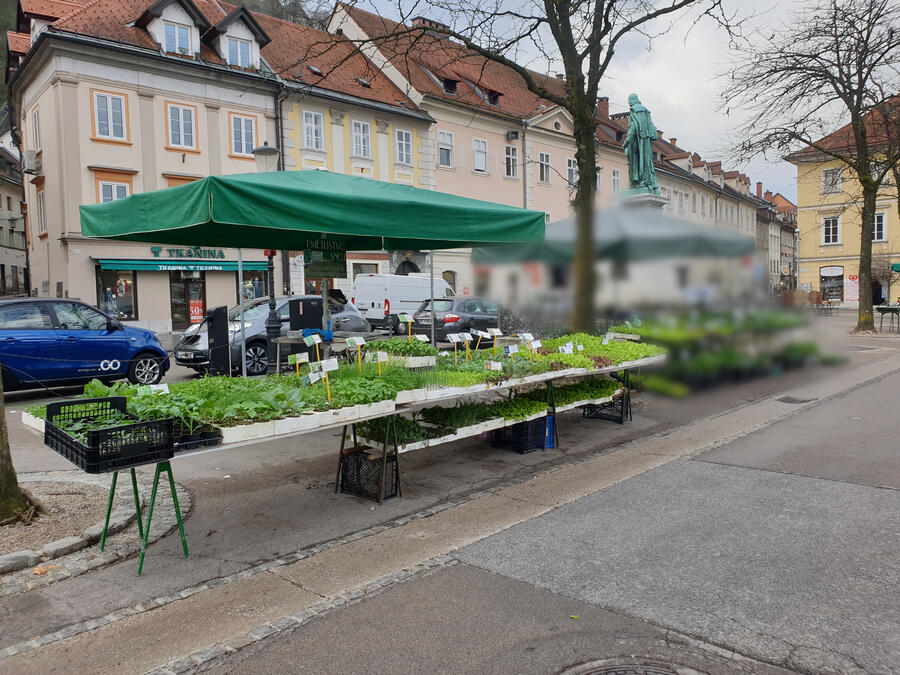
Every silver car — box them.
[173,295,370,375]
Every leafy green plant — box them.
[375,337,440,357]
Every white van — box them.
[353,273,454,332]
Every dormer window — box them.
[356,77,371,88]
[443,79,457,95]
[487,90,500,106]
[164,21,191,54]
[308,65,323,76]
[227,37,251,67]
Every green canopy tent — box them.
[81,170,545,250]
[471,205,755,265]
[892,263,900,273]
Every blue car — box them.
[0,299,170,391]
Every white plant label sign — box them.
[414,334,430,342]
[531,339,542,350]
[321,357,339,373]
[507,343,519,354]
[487,328,502,336]
[519,332,534,342]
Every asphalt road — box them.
[210,370,900,675]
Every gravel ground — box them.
[0,481,108,554]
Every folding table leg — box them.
[334,424,348,493]
[137,461,188,576]
[99,471,118,551]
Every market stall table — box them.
[876,305,900,333]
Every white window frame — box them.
[822,215,840,245]
[230,114,255,156]
[611,168,620,193]
[437,131,454,168]
[167,103,195,150]
[32,108,40,151]
[37,191,46,234]
[303,110,325,151]
[351,120,371,159]
[98,181,130,203]
[504,145,518,178]
[395,128,413,165]
[566,158,578,186]
[93,91,127,141]
[821,168,842,194]
[164,21,191,54]
[538,152,551,184]
[873,212,886,242]
[227,36,251,68]
[595,165,602,191]
[472,138,488,173]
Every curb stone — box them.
[0,471,191,594]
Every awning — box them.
[892,263,900,273]
[80,170,545,250]
[96,259,268,272]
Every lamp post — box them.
[252,141,281,374]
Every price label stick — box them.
[357,346,363,373]
[493,335,497,357]
[528,340,533,362]
[325,371,331,402]
[315,342,321,363]
[454,340,458,365]
[475,335,483,350]
[464,337,471,362]
[408,320,412,343]
[296,359,300,376]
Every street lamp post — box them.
[252,141,281,374]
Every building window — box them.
[821,168,842,194]
[230,114,255,156]
[504,145,518,178]
[567,158,578,186]
[395,129,413,165]
[351,120,371,158]
[873,213,886,241]
[472,138,488,173]
[539,152,551,184]
[96,269,138,320]
[611,168,620,192]
[32,108,40,151]
[93,91,127,141]
[37,191,46,234]
[692,191,697,213]
[595,166,602,191]
[437,131,454,168]
[167,103,196,150]
[164,21,190,54]
[822,216,840,244]
[99,182,129,203]
[701,194,706,216]
[442,270,457,293]
[227,37,251,67]
[303,111,324,151]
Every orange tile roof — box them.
[338,2,567,119]
[20,0,87,21]
[786,95,899,161]
[7,32,31,55]
[35,0,418,110]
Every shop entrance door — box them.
[170,272,206,330]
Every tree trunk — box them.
[571,108,598,333]
[0,366,29,522]
[855,184,877,332]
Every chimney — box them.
[764,190,773,202]
[555,73,565,80]
[411,16,449,32]
[596,96,609,118]
[656,130,663,140]
[756,181,762,198]
[669,138,677,146]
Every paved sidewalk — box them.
[3,345,898,673]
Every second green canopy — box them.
[80,170,545,250]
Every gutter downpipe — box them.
[521,120,528,208]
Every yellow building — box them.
[788,114,899,305]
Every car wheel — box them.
[128,353,163,385]
[392,318,402,335]
[245,342,268,376]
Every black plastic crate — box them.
[339,447,398,502]
[44,397,174,474]
[490,416,549,454]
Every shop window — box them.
[239,270,269,302]
[442,270,457,293]
[96,269,138,320]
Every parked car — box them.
[173,295,370,375]
[0,298,170,390]
[412,296,500,342]
[353,273,454,333]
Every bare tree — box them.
[328,0,737,331]
[0,372,33,524]
[723,0,900,333]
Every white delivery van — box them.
[353,273,454,332]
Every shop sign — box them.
[845,275,859,302]
[151,246,226,259]
[303,239,347,279]
[189,299,205,324]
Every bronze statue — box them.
[622,94,660,194]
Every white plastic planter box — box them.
[22,411,44,434]
[323,405,360,426]
[356,400,396,418]
[273,412,319,436]
[395,388,427,404]
[220,421,276,444]
[388,355,437,369]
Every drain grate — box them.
[777,396,817,404]
[560,663,678,675]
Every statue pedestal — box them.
[618,189,667,209]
